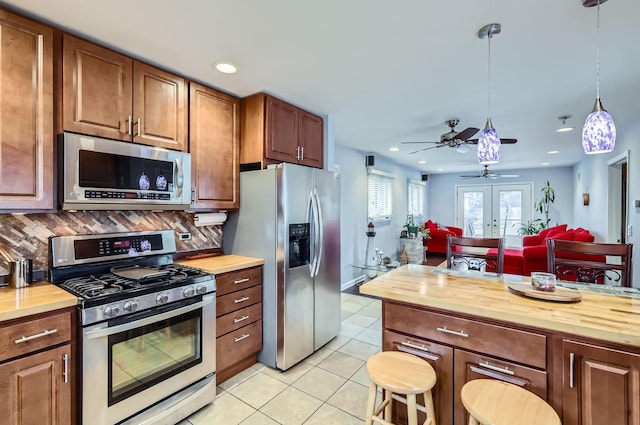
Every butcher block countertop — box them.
[178,254,264,274]
[0,282,78,323]
[359,264,640,347]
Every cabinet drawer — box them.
[216,267,262,296]
[217,320,262,372]
[0,311,72,362]
[217,303,262,337]
[216,285,262,317]
[385,302,546,368]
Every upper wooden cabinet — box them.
[241,93,323,169]
[0,10,54,211]
[62,34,187,151]
[189,82,240,210]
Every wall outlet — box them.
[628,225,633,237]
[179,232,192,241]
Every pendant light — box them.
[582,0,616,154]
[477,23,502,165]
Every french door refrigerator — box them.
[223,163,341,370]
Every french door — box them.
[456,183,533,246]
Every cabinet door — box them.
[454,348,548,424]
[0,10,53,210]
[562,340,640,425]
[62,34,133,142]
[265,95,298,163]
[133,62,187,151]
[383,330,454,425]
[0,344,71,425]
[298,110,323,169]
[189,82,239,210]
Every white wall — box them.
[335,144,426,285]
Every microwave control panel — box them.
[84,190,171,200]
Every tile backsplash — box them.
[0,210,222,275]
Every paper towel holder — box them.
[193,212,228,227]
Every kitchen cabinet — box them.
[0,9,54,211]
[240,93,323,169]
[62,34,187,151]
[561,339,640,425]
[215,266,263,383]
[0,308,74,425]
[189,82,240,210]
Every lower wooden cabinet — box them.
[562,339,640,425]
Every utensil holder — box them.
[9,259,32,288]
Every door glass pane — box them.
[462,191,484,237]
[498,189,522,237]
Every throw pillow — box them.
[436,222,448,230]
[538,224,568,240]
[550,230,575,241]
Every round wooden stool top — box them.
[461,379,561,425]
[366,351,436,394]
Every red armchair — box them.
[424,220,463,255]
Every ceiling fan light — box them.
[456,144,471,154]
[582,99,616,154]
[477,118,501,165]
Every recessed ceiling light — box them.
[541,162,551,166]
[556,127,575,133]
[437,168,444,172]
[556,115,574,132]
[389,147,399,152]
[214,62,237,74]
[418,160,426,164]
[547,150,559,154]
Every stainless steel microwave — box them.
[59,132,192,210]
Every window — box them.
[367,169,393,220]
[408,179,425,218]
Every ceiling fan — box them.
[460,165,520,179]
[402,119,517,155]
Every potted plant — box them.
[403,214,419,237]
[536,180,556,229]
[517,218,544,236]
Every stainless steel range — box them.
[49,230,216,425]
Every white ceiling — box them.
[5,0,640,174]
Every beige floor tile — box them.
[317,351,364,379]
[260,387,323,425]
[226,372,288,409]
[261,360,314,385]
[338,338,380,361]
[326,380,371,420]
[368,318,382,331]
[219,362,266,391]
[188,391,256,425]
[341,309,354,321]
[292,366,347,401]
[239,411,280,425]
[342,313,377,328]
[353,327,382,347]
[176,421,191,425]
[341,300,365,313]
[302,403,362,425]
[350,295,374,305]
[303,346,334,365]
[341,293,355,303]
[339,322,365,338]
[358,304,382,319]
[349,364,371,387]
[324,334,351,350]
[367,298,382,309]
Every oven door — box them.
[81,293,215,425]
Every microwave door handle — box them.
[312,189,324,277]
[174,158,184,197]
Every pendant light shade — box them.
[581,0,616,154]
[477,118,501,164]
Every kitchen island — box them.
[359,264,640,425]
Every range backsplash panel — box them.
[0,211,222,275]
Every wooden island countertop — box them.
[0,282,78,322]
[359,264,640,347]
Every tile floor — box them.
[179,292,381,425]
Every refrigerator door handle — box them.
[308,190,318,277]
[312,188,324,277]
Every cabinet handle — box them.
[234,333,250,343]
[137,117,141,137]
[436,326,469,338]
[233,315,250,324]
[398,341,439,362]
[127,115,132,135]
[14,328,58,344]
[234,278,250,284]
[63,354,69,384]
[569,352,575,388]
[479,361,515,376]
[300,146,304,160]
[401,340,430,352]
[470,365,527,387]
[234,296,250,304]
[295,146,301,160]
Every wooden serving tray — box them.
[508,283,582,303]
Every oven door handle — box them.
[84,296,213,339]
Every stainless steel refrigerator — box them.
[223,163,341,370]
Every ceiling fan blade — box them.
[467,137,517,144]
[460,174,481,178]
[498,174,520,178]
[401,141,440,144]
[409,145,442,154]
[453,127,480,141]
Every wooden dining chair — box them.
[446,235,505,274]
[546,239,633,287]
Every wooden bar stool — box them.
[365,351,437,425]
[461,379,561,425]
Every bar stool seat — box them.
[365,351,437,425]
[461,379,561,425]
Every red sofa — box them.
[488,225,597,276]
[424,220,463,255]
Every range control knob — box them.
[123,301,138,313]
[195,284,208,295]
[182,287,195,298]
[156,293,169,305]
[103,305,120,318]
